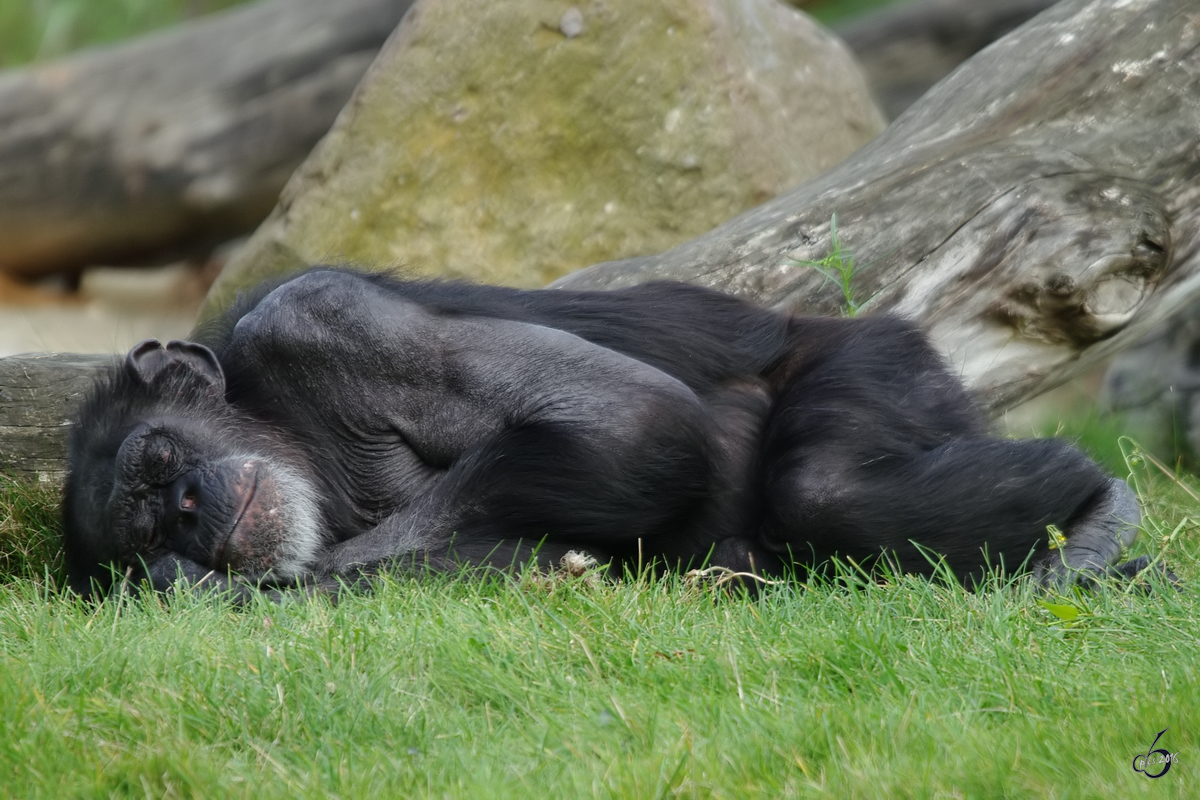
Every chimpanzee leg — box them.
[1031,477,1140,587]
[758,318,1133,583]
[763,435,1135,580]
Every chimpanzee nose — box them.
[171,476,202,519]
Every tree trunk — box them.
[555,0,1200,415]
[0,355,110,483]
[0,0,412,278]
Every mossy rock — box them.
[203,0,884,316]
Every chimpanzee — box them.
[62,268,1146,600]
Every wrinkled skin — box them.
[63,268,1151,601]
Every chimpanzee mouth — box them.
[213,462,261,570]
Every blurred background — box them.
[0,0,1041,355]
[0,0,1137,472]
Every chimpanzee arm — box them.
[133,553,351,603]
[314,415,705,577]
[223,270,716,578]
[136,553,249,597]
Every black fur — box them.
[62,268,1142,599]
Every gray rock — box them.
[202,0,884,317]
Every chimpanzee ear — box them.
[125,339,225,393]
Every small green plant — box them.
[1120,436,1198,561]
[1044,523,1068,551]
[791,214,868,317]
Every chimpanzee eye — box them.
[142,436,180,485]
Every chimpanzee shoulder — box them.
[194,267,794,395]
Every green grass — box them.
[1033,409,1140,478]
[1,450,1197,798]
[0,0,254,67]
[0,476,62,584]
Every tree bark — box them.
[0,0,412,278]
[0,355,110,483]
[555,0,1200,415]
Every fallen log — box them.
[556,0,1200,415]
[0,354,110,483]
[0,0,412,277]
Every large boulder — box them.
[202,0,884,315]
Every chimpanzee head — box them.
[62,339,321,598]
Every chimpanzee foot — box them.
[1033,477,1141,590]
[1099,555,1181,590]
